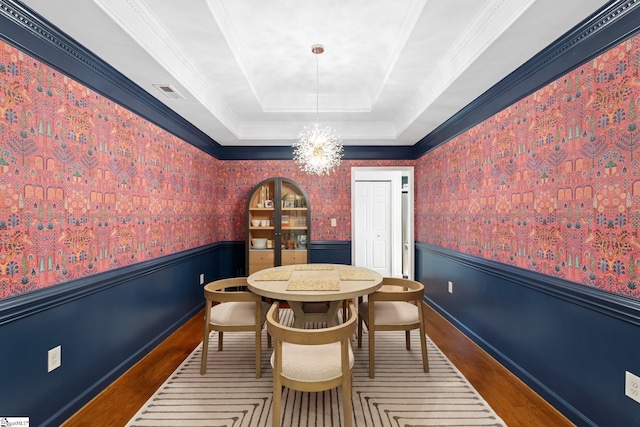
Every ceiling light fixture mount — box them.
[293,44,343,176]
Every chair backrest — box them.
[268,302,357,427]
[266,301,357,347]
[203,277,261,303]
[368,277,424,303]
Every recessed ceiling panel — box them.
[21,0,610,146]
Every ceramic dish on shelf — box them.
[251,238,267,249]
[251,219,261,227]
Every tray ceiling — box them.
[21,0,608,146]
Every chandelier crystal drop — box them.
[293,44,343,175]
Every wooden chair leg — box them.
[218,331,224,351]
[200,301,212,375]
[342,371,353,427]
[272,375,282,427]
[272,331,283,427]
[368,326,375,379]
[406,330,411,350]
[342,298,355,322]
[419,322,429,373]
[200,325,209,375]
[357,317,363,348]
[255,329,261,379]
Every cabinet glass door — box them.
[279,180,308,266]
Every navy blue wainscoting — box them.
[216,241,247,278]
[309,241,351,265]
[415,243,640,427]
[0,243,232,426]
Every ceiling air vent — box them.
[153,84,184,99]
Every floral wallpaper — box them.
[0,41,217,298]
[416,34,640,299]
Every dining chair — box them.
[357,277,429,378]
[200,277,271,378]
[267,301,357,427]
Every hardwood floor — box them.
[62,303,574,427]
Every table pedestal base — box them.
[289,300,342,328]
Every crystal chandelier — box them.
[293,44,343,175]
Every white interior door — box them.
[352,167,413,279]
[354,180,392,275]
[351,166,413,278]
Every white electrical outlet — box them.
[448,281,453,293]
[626,371,640,403]
[200,273,205,285]
[48,345,61,372]
[331,218,337,227]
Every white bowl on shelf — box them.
[251,238,267,249]
[251,219,261,227]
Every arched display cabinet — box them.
[246,177,311,274]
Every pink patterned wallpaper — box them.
[3,30,640,301]
[0,38,411,299]
[416,34,640,299]
[0,41,217,298]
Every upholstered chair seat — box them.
[358,300,420,325]
[210,300,270,326]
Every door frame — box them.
[351,166,414,279]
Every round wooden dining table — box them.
[247,263,383,328]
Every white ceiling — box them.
[22,0,608,147]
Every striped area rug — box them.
[126,309,506,426]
